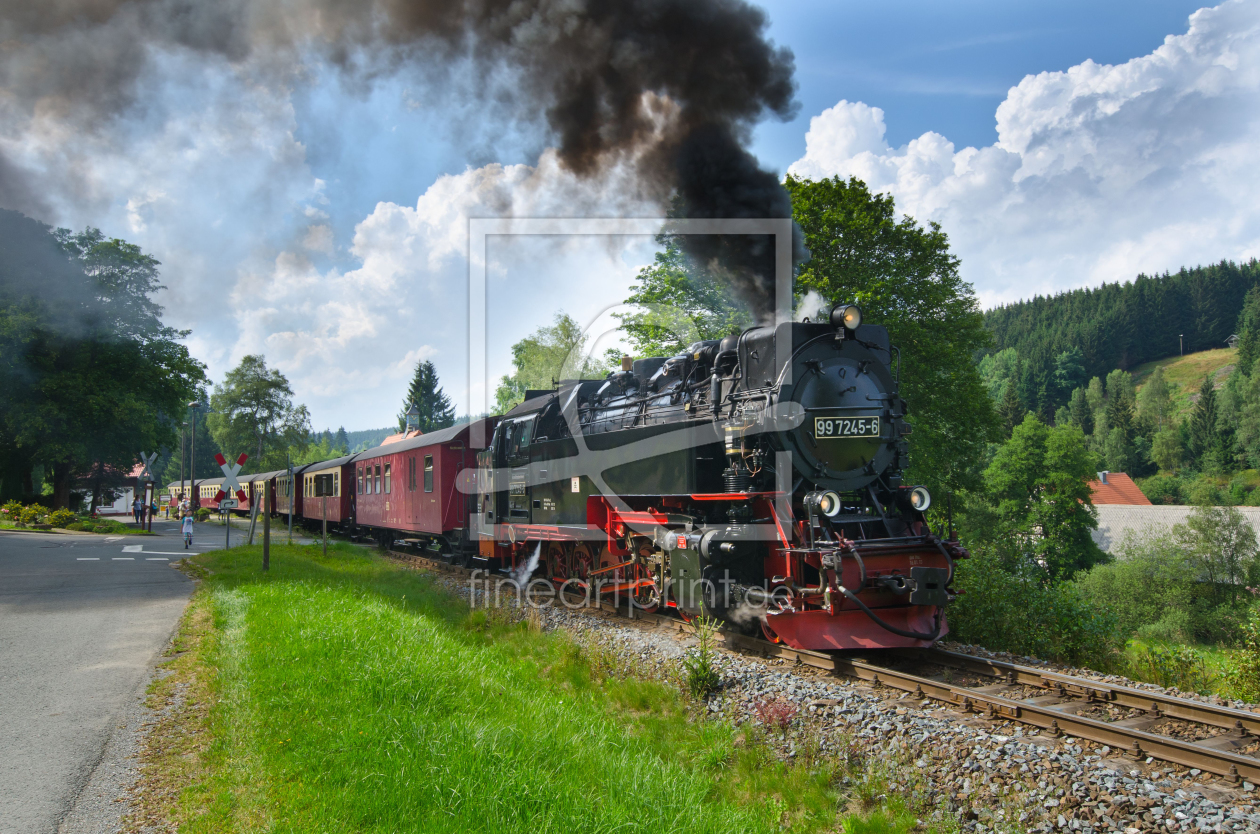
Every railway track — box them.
[386,546,1260,786]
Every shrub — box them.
[683,616,721,698]
[1074,530,1196,638]
[2,500,22,520]
[48,509,76,528]
[950,544,1124,669]
[1225,603,1260,702]
[195,508,212,522]
[1126,643,1215,693]
[19,505,43,525]
[1138,474,1183,505]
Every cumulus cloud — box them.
[788,0,1260,306]
[232,148,656,424]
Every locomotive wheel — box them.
[545,543,567,582]
[570,542,594,582]
[760,618,783,644]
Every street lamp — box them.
[405,403,420,433]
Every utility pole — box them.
[263,480,271,571]
[1180,334,1184,356]
[179,422,187,508]
[322,494,328,558]
[188,401,200,513]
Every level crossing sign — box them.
[138,451,158,481]
[213,452,249,505]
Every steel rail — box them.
[920,647,1260,736]
[385,548,1260,783]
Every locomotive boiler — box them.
[475,303,967,651]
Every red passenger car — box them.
[300,454,358,528]
[354,419,498,556]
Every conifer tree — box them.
[1188,375,1221,468]
[399,359,456,433]
[1069,387,1094,435]
[999,377,1025,437]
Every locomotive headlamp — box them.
[909,486,931,512]
[804,490,843,518]
[829,303,862,331]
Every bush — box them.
[1225,603,1260,702]
[48,509,76,528]
[19,505,43,525]
[1126,643,1215,693]
[195,508,211,522]
[1074,530,1196,639]
[1,500,22,521]
[1138,474,1183,505]
[950,545,1124,669]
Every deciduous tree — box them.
[208,355,311,470]
[984,414,1105,578]
[785,174,999,494]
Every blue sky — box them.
[8,0,1258,432]
[754,0,1208,164]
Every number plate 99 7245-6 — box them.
[814,416,880,439]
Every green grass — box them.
[1131,347,1238,422]
[172,543,866,833]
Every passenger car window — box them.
[334,472,340,497]
[357,467,363,494]
[383,463,391,494]
[374,464,381,494]
[424,455,433,492]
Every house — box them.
[1227,334,1240,349]
[1086,471,1151,506]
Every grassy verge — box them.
[137,543,923,833]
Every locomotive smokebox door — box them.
[313,473,334,497]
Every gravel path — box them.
[440,568,1260,833]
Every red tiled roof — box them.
[1086,472,1152,505]
[381,429,423,446]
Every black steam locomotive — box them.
[476,303,965,650]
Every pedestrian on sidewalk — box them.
[132,497,142,523]
[182,513,194,549]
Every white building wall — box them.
[1093,505,1260,552]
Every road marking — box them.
[113,557,134,561]
[77,557,99,561]
[128,551,193,556]
[105,537,124,542]
[145,557,169,561]
[122,545,143,552]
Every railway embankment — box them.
[122,544,863,834]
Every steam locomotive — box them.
[191,302,965,652]
[474,303,967,650]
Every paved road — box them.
[0,523,214,834]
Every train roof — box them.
[301,453,359,473]
[353,417,496,461]
[244,469,287,481]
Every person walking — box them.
[132,496,143,523]
[182,512,194,550]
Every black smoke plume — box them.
[0,0,800,318]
